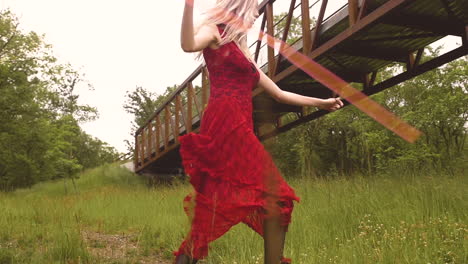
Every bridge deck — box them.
[134,0,467,174]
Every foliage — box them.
[0,10,119,191]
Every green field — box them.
[0,164,466,264]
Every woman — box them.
[175,0,343,263]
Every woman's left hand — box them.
[319,97,344,111]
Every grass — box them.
[0,164,466,263]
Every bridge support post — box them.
[348,0,359,26]
[266,3,275,77]
[301,0,312,55]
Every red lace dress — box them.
[174,26,299,261]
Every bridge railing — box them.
[134,0,365,172]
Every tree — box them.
[0,10,119,191]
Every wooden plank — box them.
[175,95,181,143]
[187,83,194,133]
[140,130,146,164]
[274,0,296,75]
[147,121,153,157]
[301,0,312,55]
[179,94,187,135]
[266,3,275,78]
[311,0,328,50]
[255,14,267,63]
[348,0,359,26]
[155,115,161,154]
[164,106,170,149]
[190,82,201,120]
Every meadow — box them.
[0,164,466,264]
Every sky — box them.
[1,0,460,153]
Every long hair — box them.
[197,0,259,58]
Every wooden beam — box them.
[266,3,275,78]
[155,115,161,154]
[175,95,181,143]
[255,14,267,63]
[147,121,153,158]
[348,0,359,27]
[301,0,312,55]
[186,84,193,133]
[164,106,170,150]
[311,0,328,50]
[140,131,146,164]
[274,0,296,75]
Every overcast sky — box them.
[1,0,460,153]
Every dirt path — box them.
[82,230,171,264]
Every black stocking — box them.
[263,217,287,264]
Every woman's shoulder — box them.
[196,23,222,49]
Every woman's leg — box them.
[242,205,290,264]
[175,193,247,262]
[175,254,198,264]
[263,216,287,264]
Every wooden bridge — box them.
[134,0,468,174]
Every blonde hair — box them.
[198,0,259,59]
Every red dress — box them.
[174,26,299,261]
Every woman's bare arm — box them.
[180,1,219,52]
[255,63,343,111]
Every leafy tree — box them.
[0,10,119,191]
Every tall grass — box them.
[0,164,466,263]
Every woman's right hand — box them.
[319,97,344,111]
